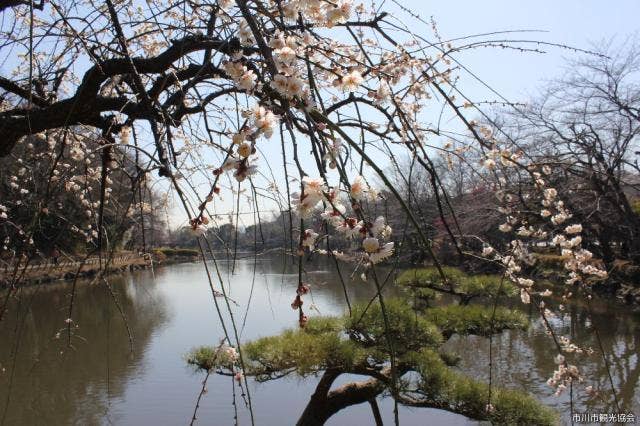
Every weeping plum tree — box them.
[0,0,616,423]
[486,41,640,269]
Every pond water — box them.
[0,255,638,425]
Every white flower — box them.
[292,178,326,217]
[565,224,582,234]
[273,45,297,67]
[320,204,345,227]
[498,223,512,233]
[341,70,363,92]
[238,19,254,45]
[362,237,380,253]
[237,142,252,158]
[369,242,394,264]
[301,229,319,250]
[222,60,246,80]
[252,105,278,138]
[335,218,363,238]
[222,158,240,171]
[272,74,306,98]
[350,175,374,201]
[516,277,534,288]
[551,212,570,225]
[370,82,391,104]
[371,216,392,239]
[190,225,208,237]
[232,131,247,145]
[481,246,494,257]
[302,176,326,198]
[551,235,566,247]
[237,70,257,91]
[567,236,582,247]
[520,289,531,304]
[516,226,533,237]
[325,0,352,26]
[544,188,558,200]
[483,158,496,170]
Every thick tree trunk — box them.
[296,369,386,426]
[296,369,340,426]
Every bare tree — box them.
[493,39,640,266]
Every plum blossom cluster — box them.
[292,175,394,267]
[484,159,608,303]
[0,131,138,259]
[479,158,608,397]
[203,343,244,382]
[291,281,311,328]
[546,354,582,397]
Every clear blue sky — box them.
[396,0,639,101]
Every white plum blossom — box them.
[320,204,346,227]
[237,142,252,158]
[362,237,380,253]
[368,242,394,264]
[251,105,278,138]
[350,175,376,201]
[544,188,558,200]
[335,218,363,238]
[190,224,207,237]
[301,229,319,250]
[565,224,583,234]
[481,246,494,257]
[371,216,392,239]
[292,177,327,217]
[341,70,363,92]
[498,223,512,233]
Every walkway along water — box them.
[0,253,153,285]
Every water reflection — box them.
[0,255,638,425]
[444,294,640,423]
[0,273,168,425]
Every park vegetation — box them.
[0,0,637,424]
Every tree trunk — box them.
[296,369,341,426]
[296,370,387,426]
